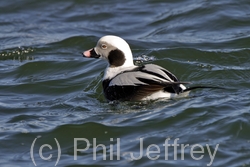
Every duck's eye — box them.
[101,44,107,49]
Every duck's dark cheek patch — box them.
[108,49,126,67]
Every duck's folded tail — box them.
[183,86,225,92]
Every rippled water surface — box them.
[1,0,250,167]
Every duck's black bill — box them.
[82,48,100,58]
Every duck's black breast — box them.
[103,80,140,101]
[102,67,143,101]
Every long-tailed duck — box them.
[82,35,209,101]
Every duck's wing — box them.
[104,64,187,101]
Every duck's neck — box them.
[103,64,137,81]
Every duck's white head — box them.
[83,35,134,68]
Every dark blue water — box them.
[1,0,250,167]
